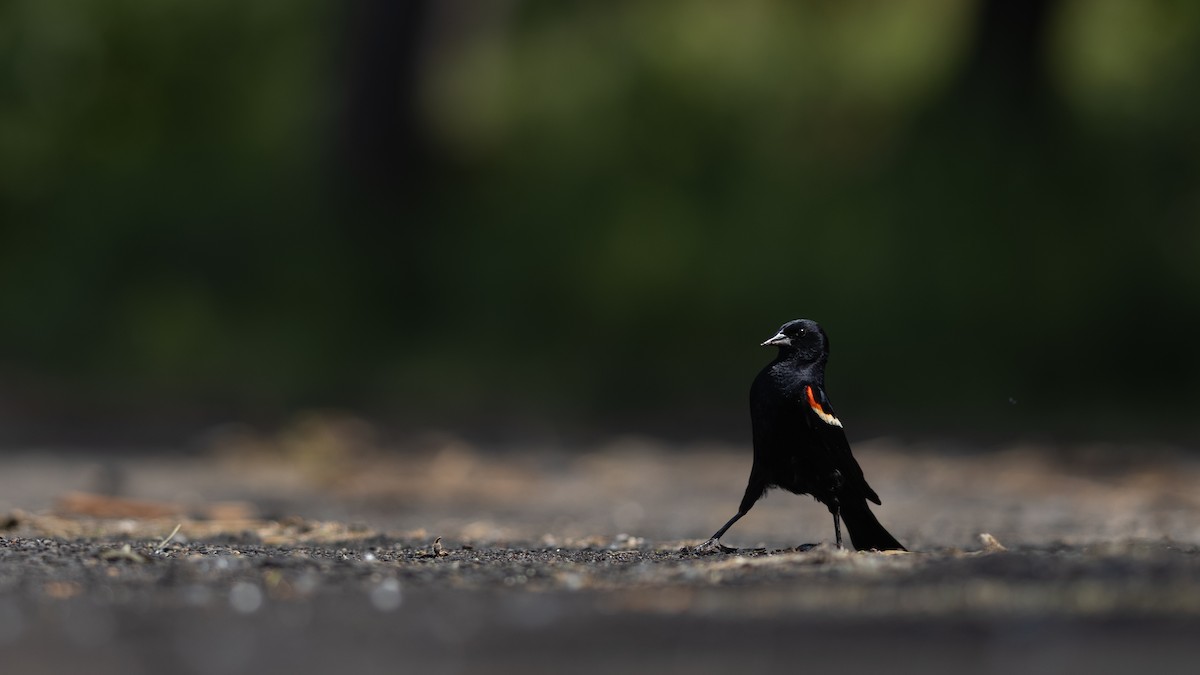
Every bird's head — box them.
[761,318,828,364]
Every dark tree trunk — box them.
[952,0,1060,128]
[335,0,433,193]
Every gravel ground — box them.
[2,430,1200,674]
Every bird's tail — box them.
[840,499,906,552]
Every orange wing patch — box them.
[805,385,843,428]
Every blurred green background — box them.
[1,0,1198,444]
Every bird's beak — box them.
[761,332,791,347]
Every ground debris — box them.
[979,532,1007,553]
[99,543,149,563]
[57,492,185,519]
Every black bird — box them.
[697,318,905,552]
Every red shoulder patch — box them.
[805,385,843,428]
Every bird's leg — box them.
[829,498,843,550]
[692,479,766,554]
[691,512,745,554]
[825,472,845,550]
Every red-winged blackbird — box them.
[697,318,906,552]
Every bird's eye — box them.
[797,328,806,336]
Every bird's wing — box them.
[803,385,881,505]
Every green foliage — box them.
[1,0,1198,435]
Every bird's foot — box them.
[686,538,739,555]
